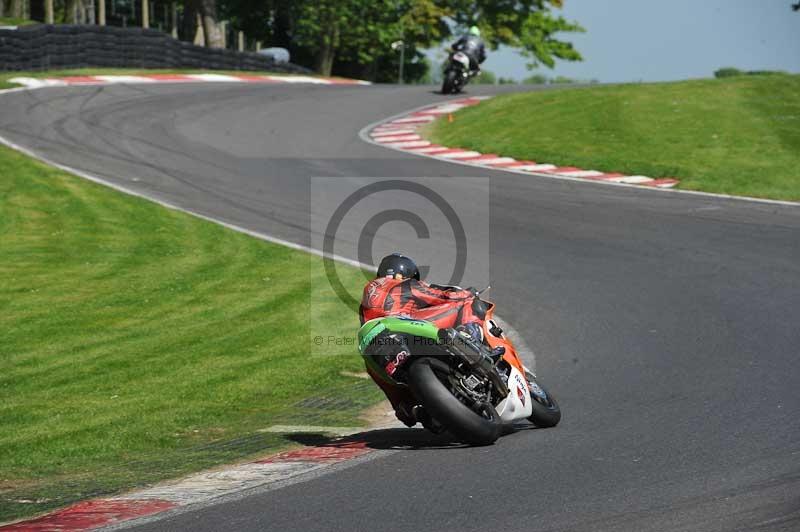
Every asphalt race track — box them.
[2,83,799,532]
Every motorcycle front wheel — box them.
[525,375,561,428]
[408,357,501,445]
[441,70,458,94]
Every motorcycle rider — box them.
[360,253,491,427]
[450,26,487,76]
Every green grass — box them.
[0,16,36,26]
[0,144,380,522]
[427,75,800,201]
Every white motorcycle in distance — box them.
[441,51,476,94]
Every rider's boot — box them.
[395,402,417,427]
[489,346,505,361]
[412,405,446,434]
[456,322,483,343]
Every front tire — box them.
[526,377,561,428]
[441,70,457,94]
[408,358,501,445]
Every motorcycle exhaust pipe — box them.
[438,328,509,397]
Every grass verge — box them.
[0,17,36,26]
[426,74,800,201]
[0,144,380,522]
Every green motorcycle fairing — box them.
[357,316,440,355]
[358,317,441,384]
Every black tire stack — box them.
[0,24,311,73]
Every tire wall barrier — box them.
[0,24,311,73]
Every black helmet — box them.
[377,253,420,280]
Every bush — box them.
[522,73,548,85]
[714,67,743,78]
[473,69,496,84]
[746,70,788,76]
[715,67,788,79]
[550,75,577,84]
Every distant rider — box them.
[450,26,487,76]
[359,253,490,427]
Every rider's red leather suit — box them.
[360,276,482,327]
[359,276,484,421]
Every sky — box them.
[427,0,800,82]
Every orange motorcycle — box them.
[358,289,561,445]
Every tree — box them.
[9,0,28,19]
[291,0,448,78]
[208,0,585,81]
[294,0,345,75]
[444,0,584,69]
[180,0,201,42]
[199,0,223,48]
[518,9,584,69]
[522,73,548,84]
[473,69,496,84]
[715,67,742,79]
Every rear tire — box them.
[408,358,501,445]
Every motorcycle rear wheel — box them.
[409,357,501,445]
